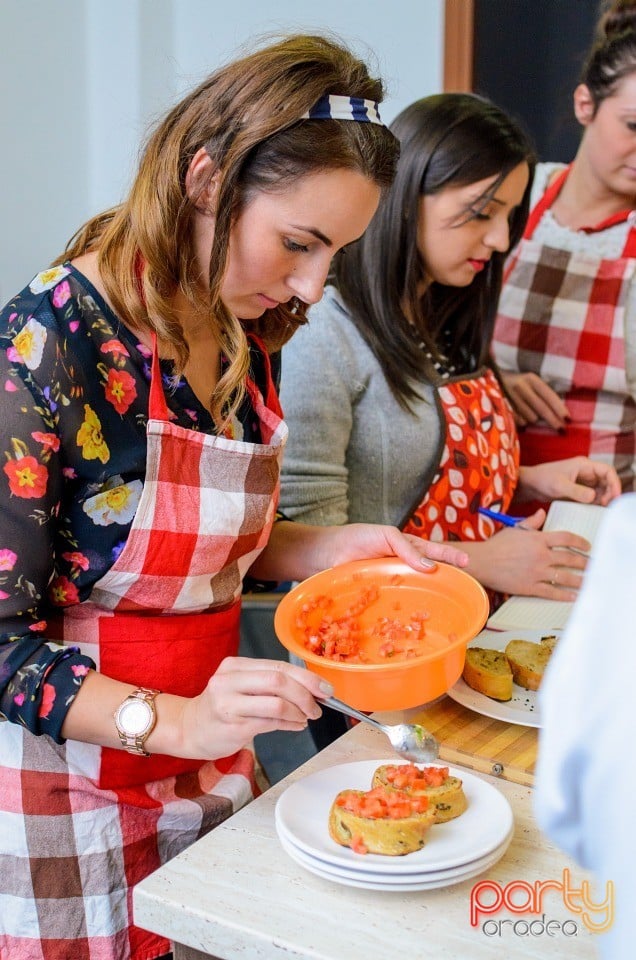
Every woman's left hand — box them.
[318,523,469,574]
[517,457,621,506]
[249,520,469,584]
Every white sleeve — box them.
[534,493,636,957]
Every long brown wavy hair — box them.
[54,33,398,424]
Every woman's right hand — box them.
[173,657,332,761]
[502,371,570,430]
[461,509,590,599]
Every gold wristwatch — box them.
[114,687,161,756]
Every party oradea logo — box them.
[470,868,614,937]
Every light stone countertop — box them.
[133,717,602,960]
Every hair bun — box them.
[598,0,636,40]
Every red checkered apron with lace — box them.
[0,334,287,960]
[492,164,636,491]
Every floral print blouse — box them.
[0,264,279,742]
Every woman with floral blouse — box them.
[0,35,465,960]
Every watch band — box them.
[114,686,161,756]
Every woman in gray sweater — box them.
[280,95,620,601]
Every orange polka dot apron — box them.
[493,164,636,491]
[401,366,519,548]
[1,335,287,960]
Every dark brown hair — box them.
[332,93,535,409]
[56,33,398,423]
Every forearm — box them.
[248,520,340,582]
[61,668,190,757]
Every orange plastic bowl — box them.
[274,558,489,712]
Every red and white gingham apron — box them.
[0,334,287,960]
[492,164,636,491]
[401,367,519,610]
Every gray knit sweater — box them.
[279,286,443,527]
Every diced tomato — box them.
[336,785,428,820]
[350,834,368,855]
[296,584,435,664]
[383,763,448,790]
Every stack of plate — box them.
[274,760,514,891]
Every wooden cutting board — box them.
[411,697,538,787]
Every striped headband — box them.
[301,94,384,125]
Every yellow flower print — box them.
[29,265,71,293]
[77,405,110,464]
[12,318,47,371]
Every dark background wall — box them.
[473,0,603,161]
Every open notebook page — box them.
[486,500,608,630]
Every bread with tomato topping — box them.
[328,785,435,855]
[372,763,467,823]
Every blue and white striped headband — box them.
[301,94,384,126]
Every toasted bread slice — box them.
[540,634,559,654]
[505,638,553,691]
[462,647,513,701]
[329,787,435,856]
[371,764,468,823]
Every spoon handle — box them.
[318,696,383,732]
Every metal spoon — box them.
[319,695,440,763]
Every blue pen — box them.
[478,506,527,528]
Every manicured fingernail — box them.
[319,680,334,696]
[420,558,436,568]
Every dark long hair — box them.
[333,93,535,408]
[582,0,636,112]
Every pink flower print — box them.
[4,380,17,392]
[0,590,9,600]
[29,621,47,632]
[52,280,71,308]
[71,664,90,678]
[101,339,130,359]
[62,551,89,572]
[14,692,25,706]
[63,467,77,479]
[136,341,152,359]
[31,431,61,453]
[69,321,80,333]
[0,549,17,571]
[6,346,21,363]
[38,683,56,719]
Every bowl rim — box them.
[273,558,489,673]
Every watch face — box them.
[118,698,153,736]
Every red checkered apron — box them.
[401,367,519,546]
[492,164,636,491]
[0,335,287,960]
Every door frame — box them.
[444,0,475,91]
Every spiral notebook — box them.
[486,500,607,631]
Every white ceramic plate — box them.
[274,760,513,876]
[278,831,512,891]
[446,627,562,728]
[278,823,514,883]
